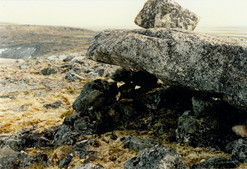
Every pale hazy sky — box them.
[0,0,247,31]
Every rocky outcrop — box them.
[135,0,199,30]
[176,114,219,147]
[86,28,247,110]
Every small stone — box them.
[61,63,74,70]
[12,104,30,112]
[123,136,159,152]
[36,137,52,148]
[4,138,24,151]
[226,138,247,163]
[75,140,89,150]
[182,110,191,116]
[74,163,105,169]
[191,157,239,169]
[176,115,219,147]
[85,151,101,162]
[71,67,82,74]
[72,79,118,113]
[232,125,247,138]
[204,147,218,152]
[63,55,75,62]
[65,72,84,82]
[41,67,58,75]
[135,0,199,30]
[122,106,136,117]
[59,154,73,169]
[109,134,118,140]
[44,100,63,109]
[124,146,188,169]
[97,69,105,77]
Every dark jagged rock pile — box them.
[0,68,246,168]
[0,0,247,168]
[56,69,246,168]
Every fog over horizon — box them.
[0,0,247,31]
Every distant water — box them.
[196,27,247,38]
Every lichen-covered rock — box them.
[123,136,159,152]
[53,79,120,146]
[226,138,247,163]
[87,29,247,110]
[192,96,215,117]
[176,115,219,147]
[0,127,52,151]
[73,79,118,113]
[53,125,79,146]
[0,152,48,168]
[176,99,247,148]
[135,0,199,30]
[70,79,119,134]
[138,86,193,111]
[191,157,239,169]
[65,71,84,82]
[124,146,188,169]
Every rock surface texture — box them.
[86,28,247,110]
[191,157,239,169]
[124,146,188,169]
[226,138,247,163]
[123,136,159,152]
[135,0,199,30]
[74,163,105,169]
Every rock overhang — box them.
[86,28,247,110]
